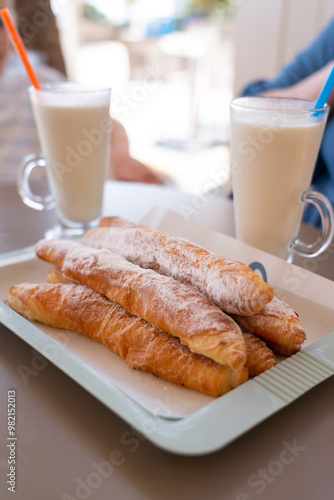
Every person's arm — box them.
[260,60,334,109]
[242,19,334,98]
[110,119,162,184]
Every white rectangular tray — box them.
[1,209,334,455]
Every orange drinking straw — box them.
[0,7,41,89]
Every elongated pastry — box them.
[48,253,305,359]
[47,266,75,284]
[8,283,248,397]
[48,266,276,376]
[241,329,276,377]
[84,216,274,316]
[232,297,306,350]
[35,239,247,369]
[265,341,301,357]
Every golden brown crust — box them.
[99,216,146,229]
[48,267,277,377]
[84,216,274,316]
[241,329,276,376]
[8,283,248,396]
[47,266,75,284]
[265,341,301,357]
[35,239,247,370]
[232,297,306,348]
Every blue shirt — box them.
[241,19,334,227]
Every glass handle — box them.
[18,154,55,211]
[289,189,334,258]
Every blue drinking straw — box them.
[314,63,334,111]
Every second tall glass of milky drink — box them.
[21,83,111,238]
[230,97,334,261]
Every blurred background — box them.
[13,0,334,195]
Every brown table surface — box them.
[1,181,334,500]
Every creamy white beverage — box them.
[29,84,111,227]
[230,98,328,260]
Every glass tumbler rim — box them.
[29,81,111,94]
[230,96,329,115]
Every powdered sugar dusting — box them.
[233,296,306,345]
[259,296,299,318]
[35,239,247,368]
[84,226,273,315]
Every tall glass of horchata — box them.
[18,82,112,238]
[230,97,333,262]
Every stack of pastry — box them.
[7,216,306,397]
